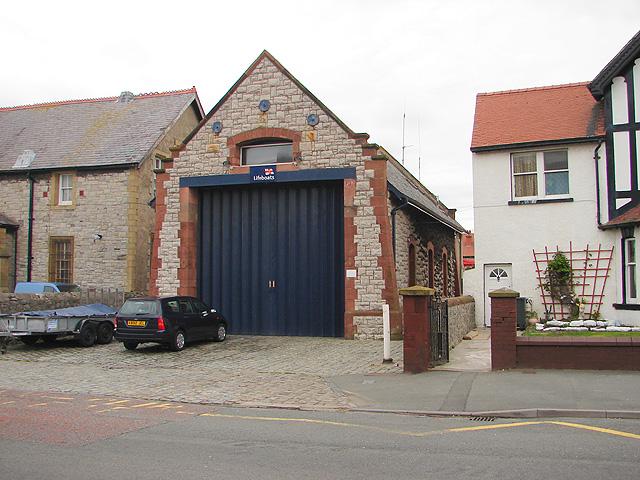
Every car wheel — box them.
[78,323,97,347]
[123,341,139,351]
[169,330,186,351]
[41,335,57,345]
[96,322,114,344]
[213,323,227,342]
[20,336,39,346]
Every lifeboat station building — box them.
[151,51,466,339]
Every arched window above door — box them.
[489,268,509,281]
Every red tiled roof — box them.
[471,83,605,151]
[601,203,640,230]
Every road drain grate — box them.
[469,416,496,422]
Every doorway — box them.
[198,181,345,336]
[483,264,512,326]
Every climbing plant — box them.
[542,251,574,302]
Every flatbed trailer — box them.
[0,304,117,348]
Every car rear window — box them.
[119,300,160,315]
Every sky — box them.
[2,1,639,231]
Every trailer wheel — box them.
[96,322,114,344]
[78,323,96,347]
[20,336,39,346]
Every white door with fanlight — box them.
[483,264,512,326]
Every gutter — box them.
[27,172,35,282]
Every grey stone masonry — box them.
[154,55,388,335]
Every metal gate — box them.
[430,293,449,365]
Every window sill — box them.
[508,198,573,206]
[613,303,640,311]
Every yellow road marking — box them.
[547,421,640,440]
[130,402,159,408]
[27,403,49,408]
[201,413,640,440]
[0,401,16,405]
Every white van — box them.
[14,282,81,293]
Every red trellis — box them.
[533,242,614,320]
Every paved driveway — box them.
[0,336,404,410]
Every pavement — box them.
[1,328,639,419]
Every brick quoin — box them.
[149,147,181,296]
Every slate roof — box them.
[471,83,605,152]
[386,156,466,233]
[0,89,202,172]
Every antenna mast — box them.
[418,116,422,181]
[401,104,412,166]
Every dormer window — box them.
[241,140,293,166]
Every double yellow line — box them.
[202,413,640,440]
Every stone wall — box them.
[0,291,146,315]
[393,194,458,296]
[447,296,476,348]
[0,168,141,290]
[0,292,85,315]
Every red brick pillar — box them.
[400,286,434,373]
[489,288,519,370]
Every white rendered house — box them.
[465,31,640,328]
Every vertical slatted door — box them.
[198,181,344,336]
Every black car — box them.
[114,296,227,351]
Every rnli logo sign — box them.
[250,165,277,182]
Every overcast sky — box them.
[2,1,639,230]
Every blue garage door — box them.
[198,181,344,336]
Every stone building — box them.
[0,89,204,292]
[151,52,465,339]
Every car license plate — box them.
[127,320,146,327]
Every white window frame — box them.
[625,237,638,303]
[58,173,73,206]
[511,150,570,201]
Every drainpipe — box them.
[13,228,18,290]
[391,199,410,263]
[27,172,35,282]
[594,140,604,227]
